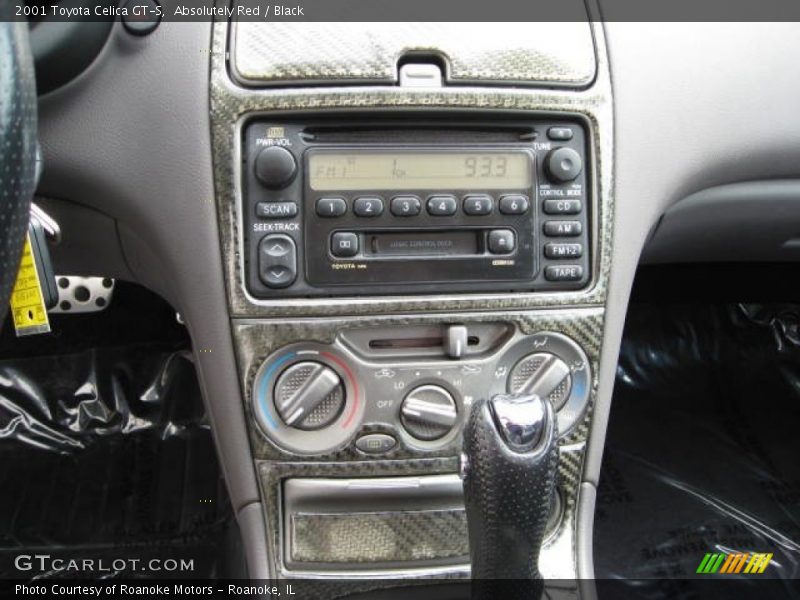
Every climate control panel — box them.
[251,324,590,456]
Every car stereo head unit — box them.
[241,117,591,298]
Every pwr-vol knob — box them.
[254,146,297,189]
[274,361,345,430]
[508,353,572,411]
[401,385,458,441]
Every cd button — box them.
[488,229,515,254]
[331,232,359,257]
[463,194,494,215]
[390,196,422,216]
[544,220,582,237]
[543,199,582,215]
[499,194,529,215]
[427,195,457,216]
[353,196,384,217]
[316,197,347,217]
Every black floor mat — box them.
[0,283,237,579]
[595,302,800,597]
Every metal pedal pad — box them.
[50,276,115,313]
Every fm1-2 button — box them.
[545,243,583,259]
[488,229,516,254]
[391,196,421,216]
[464,195,493,215]
[499,194,529,215]
[258,234,297,288]
[353,197,384,217]
[331,232,359,257]
[427,195,457,216]
[316,197,347,217]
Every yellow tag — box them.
[9,232,51,336]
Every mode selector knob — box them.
[508,353,572,411]
[274,361,345,430]
[401,385,458,441]
[254,146,297,189]
[545,147,583,183]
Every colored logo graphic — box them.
[696,552,773,574]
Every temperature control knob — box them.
[508,353,572,411]
[254,146,297,189]
[544,147,582,183]
[273,361,345,430]
[400,385,458,441]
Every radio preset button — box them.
[547,127,574,141]
[258,234,297,288]
[488,229,516,254]
[463,194,493,215]
[499,194,529,215]
[390,196,421,216]
[427,195,457,216]
[544,220,582,237]
[331,232,359,257]
[316,197,347,217]
[353,196,384,217]
[543,199,582,215]
[256,201,298,219]
[545,243,583,259]
[545,265,584,282]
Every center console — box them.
[210,8,613,593]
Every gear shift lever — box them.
[461,393,559,599]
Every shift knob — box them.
[461,393,558,598]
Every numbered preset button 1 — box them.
[353,196,384,217]
[316,197,347,217]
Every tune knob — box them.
[400,385,458,441]
[273,361,345,430]
[254,146,297,189]
[508,353,572,411]
[544,147,583,183]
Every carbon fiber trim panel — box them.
[290,509,469,564]
[231,22,596,88]
[210,19,614,318]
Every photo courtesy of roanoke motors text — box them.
[1,0,800,599]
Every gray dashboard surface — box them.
[35,21,262,515]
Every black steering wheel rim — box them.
[0,8,38,327]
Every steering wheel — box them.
[0,8,38,326]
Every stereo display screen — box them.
[308,151,531,191]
